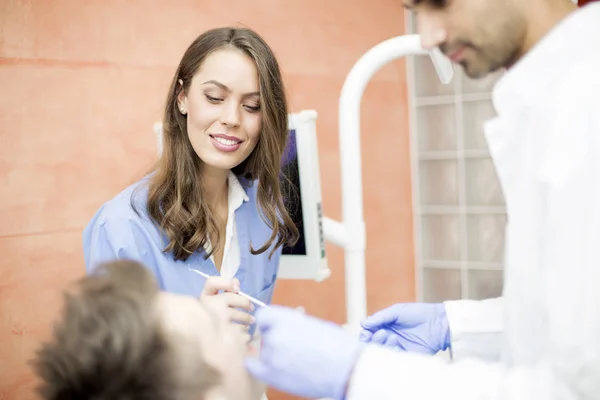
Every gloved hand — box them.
[245,306,363,400]
[359,303,450,355]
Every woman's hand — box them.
[200,276,255,330]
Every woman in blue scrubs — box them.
[82,27,298,329]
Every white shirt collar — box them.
[227,171,249,215]
[492,3,600,116]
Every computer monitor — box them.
[279,110,330,281]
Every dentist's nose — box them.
[417,13,447,50]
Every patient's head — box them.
[32,260,254,400]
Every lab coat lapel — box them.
[484,116,522,211]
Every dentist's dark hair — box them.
[139,27,298,261]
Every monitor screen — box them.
[281,129,307,256]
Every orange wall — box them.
[0,1,415,399]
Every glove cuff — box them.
[437,306,451,351]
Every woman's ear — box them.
[177,79,187,115]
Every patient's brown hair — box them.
[31,260,219,400]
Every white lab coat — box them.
[346,4,600,399]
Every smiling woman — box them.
[81,28,299,385]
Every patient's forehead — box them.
[155,293,214,336]
[154,293,216,371]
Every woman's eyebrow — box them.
[202,80,260,97]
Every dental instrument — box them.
[188,268,268,308]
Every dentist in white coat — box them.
[245,0,600,399]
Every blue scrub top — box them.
[82,176,282,306]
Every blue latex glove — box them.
[245,306,363,400]
[359,303,450,355]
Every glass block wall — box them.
[405,14,507,302]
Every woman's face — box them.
[178,48,262,172]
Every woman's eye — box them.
[205,95,223,103]
[244,105,260,113]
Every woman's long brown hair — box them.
[135,27,298,261]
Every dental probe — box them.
[188,268,268,308]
